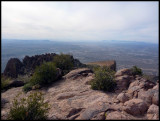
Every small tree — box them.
[91,67,116,92]
[7,91,49,120]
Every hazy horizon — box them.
[2,1,159,43]
[2,38,159,44]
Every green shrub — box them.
[7,91,49,120]
[23,83,32,93]
[91,67,116,91]
[131,66,143,76]
[1,76,11,90]
[53,53,74,74]
[30,62,58,86]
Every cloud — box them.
[2,1,158,43]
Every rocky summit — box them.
[1,68,159,120]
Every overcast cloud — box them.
[2,2,159,43]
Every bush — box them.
[91,67,116,91]
[23,83,32,92]
[1,76,11,90]
[30,62,58,86]
[131,66,143,76]
[7,91,49,120]
[53,53,74,74]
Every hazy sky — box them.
[2,2,159,43]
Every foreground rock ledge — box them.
[1,68,159,120]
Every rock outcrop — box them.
[3,58,24,78]
[23,53,56,72]
[114,68,134,92]
[1,68,159,120]
[87,60,116,71]
[3,53,85,78]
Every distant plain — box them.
[1,39,159,76]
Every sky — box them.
[2,1,159,43]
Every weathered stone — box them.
[123,99,148,116]
[115,75,131,92]
[66,108,84,118]
[127,86,141,99]
[153,85,158,90]
[91,112,105,120]
[152,91,159,106]
[105,111,134,120]
[139,80,156,90]
[138,89,157,106]
[115,68,132,77]
[64,68,93,79]
[147,104,159,120]
[128,80,140,89]
[76,102,108,120]
[117,93,129,103]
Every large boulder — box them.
[76,102,108,120]
[117,93,129,103]
[123,99,148,116]
[147,104,159,120]
[3,58,24,78]
[91,112,105,120]
[127,86,141,99]
[128,80,140,89]
[115,75,133,92]
[64,68,93,80]
[152,85,159,105]
[138,88,158,106]
[105,111,140,120]
[152,91,159,106]
[139,80,156,90]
